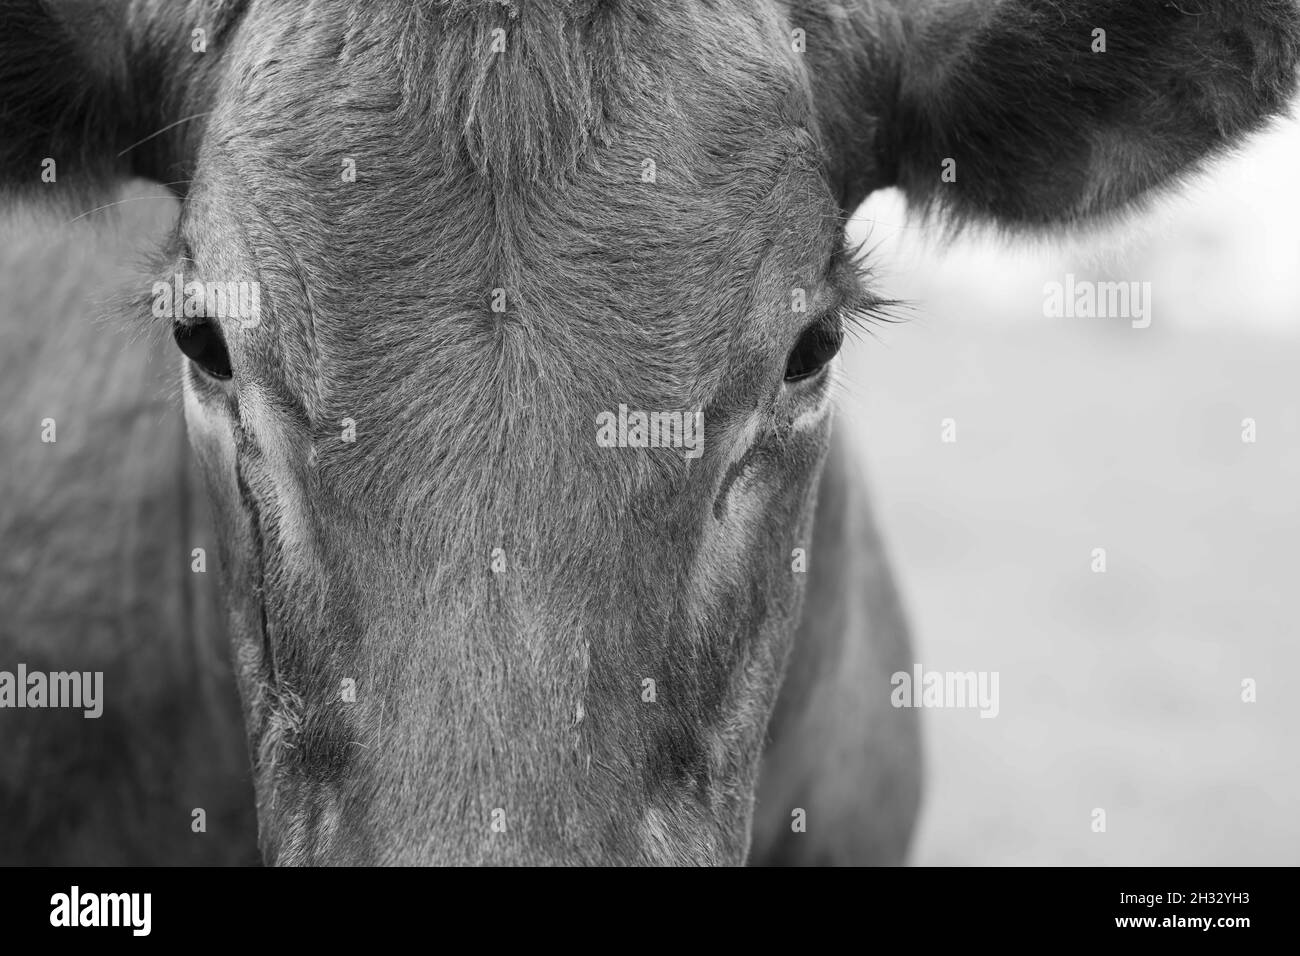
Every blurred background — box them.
[841,116,1300,865]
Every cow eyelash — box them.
[830,240,906,339]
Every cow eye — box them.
[784,317,842,382]
[173,320,232,380]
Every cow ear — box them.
[0,0,246,205]
[799,0,1300,227]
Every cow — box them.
[1,0,1296,864]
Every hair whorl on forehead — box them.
[423,0,633,183]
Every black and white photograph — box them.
[0,0,1295,914]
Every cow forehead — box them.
[191,0,837,421]
[216,0,813,195]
